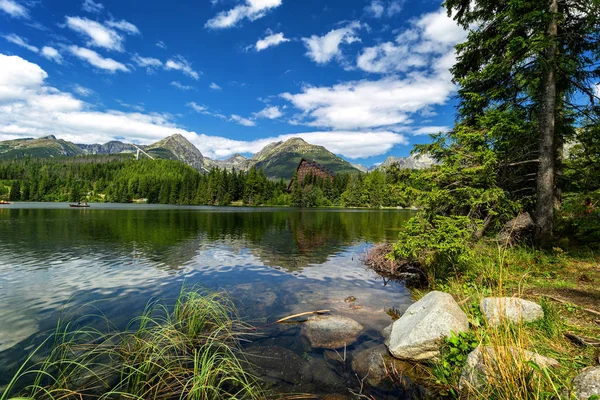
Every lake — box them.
[0,203,418,398]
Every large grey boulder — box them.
[387,291,469,361]
[497,212,535,245]
[459,346,559,393]
[572,366,600,399]
[301,315,363,349]
[480,297,544,327]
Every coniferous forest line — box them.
[0,155,428,208]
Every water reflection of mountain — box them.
[0,208,413,272]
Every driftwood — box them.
[276,310,330,324]
[546,295,600,318]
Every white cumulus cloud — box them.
[302,21,363,65]
[41,46,63,64]
[281,76,455,130]
[209,82,222,90]
[82,0,103,13]
[255,31,290,51]
[413,126,449,135]
[3,33,39,53]
[206,0,282,29]
[68,46,129,73]
[165,55,200,80]
[0,0,28,18]
[357,8,466,74]
[131,54,162,68]
[365,0,403,18]
[171,81,194,91]
[0,53,409,160]
[105,19,140,35]
[230,114,256,127]
[253,105,283,119]
[65,16,124,51]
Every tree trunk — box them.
[535,0,559,247]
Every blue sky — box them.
[0,0,467,166]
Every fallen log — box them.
[545,295,600,317]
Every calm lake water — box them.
[0,203,417,398]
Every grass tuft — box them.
[1,287,265,400]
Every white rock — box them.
[480,297,544,327]
[459,346,559,393]
[572,366,600,400]
[387,291,469,361]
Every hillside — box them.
[145,134,207,172]
[0,135,84,160]
[249,137,360,180]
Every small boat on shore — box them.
[0,201,10,205]
[69,203,90,208]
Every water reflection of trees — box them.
[0,208,413,272]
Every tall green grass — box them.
[1,287,265,400]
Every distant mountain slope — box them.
[0,135,84,160]
[0,134,365,179]
[78,141,137,155]
[371,154,436,171]
[249,137,360,180]
[206,153,250,171]
[146,134,207,172]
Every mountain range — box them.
[0,134,435,179]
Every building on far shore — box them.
[288,158,335,191]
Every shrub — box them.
[392,214,478,280]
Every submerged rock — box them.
[301,315,363,349]
[480,297,544,327]
[244,345,312,386]
[572,366,600,399]
[459,346,559,394]
[351,344,414,386]
[387,291,469,361]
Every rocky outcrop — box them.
[301,315,363,349]
[571,366,600,399]
[480,297,544,327]
[497,212,535,245]
[387,291,469,361]
[459,346,559,393]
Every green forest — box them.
[0,155,426,208]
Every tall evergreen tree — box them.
[445,0,600,245]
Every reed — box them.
[1,287,265,400]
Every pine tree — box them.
[9,181,20,201]
[445,0,600,245]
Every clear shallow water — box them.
[0,203,417,397]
